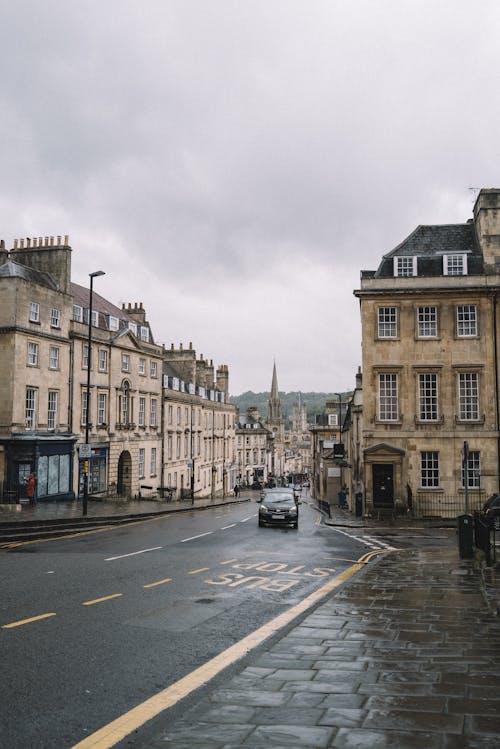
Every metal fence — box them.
[411,493,485,520]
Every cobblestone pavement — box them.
[134,544,500,749]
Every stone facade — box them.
[0,236,235,502]
[354,188,500,517]
[235,407,271,486]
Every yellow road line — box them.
[143,578,172,589]
[188,567,209,575]
[82,594,123,606]
[2,612,56,629]
[70,559,367,749]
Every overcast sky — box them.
[2,1,500,394]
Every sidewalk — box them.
[136,543,500,749]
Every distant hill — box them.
[230,391,352,424]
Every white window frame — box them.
[394,256,417,277]
[28,342,39,366]
[121,353,130,372]
[456,305,478,337]
[48,391,58,430]
[49,346,59,370]
[417,306,438,338]
[98,349,107,372]
[378,373,398,421]
[150,399,157,427]
[98,392,107,426]
[328,413,338,426]
[81,391,89,427]
[82,344,89,369]
[29,302,40,323]
[50,308,60,328]
[127,321,137,336]
[138,397,146,426]
[421,451,440,488]
[138,358,146,375]
[458,372,480,421]
[418,373,439,421]
[150,447,157,476]
[140,327,150,342]
[377,307,398,338]
[150,361,158,378]
[106,315,119,331]
[91,310,99,327]
[73,304,83,323]
[25,387,37,429]
[443,254,467,276]
[138,448,145,479]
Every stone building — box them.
[0,235,235,502]
[354,188,500,517]
[309,398,349,506]
[162,345,236,499]
[235,407,271,486]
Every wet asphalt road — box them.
[0,496,381,748]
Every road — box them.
[0,495,392,748]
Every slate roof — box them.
[374,223,484,278]
[0,260,58,289]
[71,282,154,343]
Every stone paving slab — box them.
[134,545,500,748]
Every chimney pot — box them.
[64,234,69,245]
[20,239,24,249]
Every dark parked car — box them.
[258,492,299,529]
[251,480,263,490]
[480,494,500,525]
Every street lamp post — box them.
[82,270,105,517]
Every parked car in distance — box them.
[480,494,500,525]
[258,491,299,529]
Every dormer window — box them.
[73,305,83,323]
[139,326,150,342]
[394,256,417,277]
[127,321,137,336]
[443,254,467,276]
[106,315,119,331]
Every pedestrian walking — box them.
[234,484,240,498]
[26,472,36,505]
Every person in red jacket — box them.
[26,473,36,505]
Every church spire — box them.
[267,360,283,437]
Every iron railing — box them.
[410,492,485,520]
[474,512,498,566]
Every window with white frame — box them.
[168,404,173,425]
[150,399,157,427]
[167,434,173,460]
[127,321,137,336]
[138,396,146,426]
[394,256,416,277]
[417,306,438,337]
[328,413,338,426]
[377,307,398,338]
[119,382,130,424]
[73,304,83,322]
[421,451,440,488]
[81,391,89,427]
[106,315,119,331]
[150,360,158,378]
[140,326,150,342]
[50,308,60,328]
[458,372,480,420]
[48,391,58,429]
[138,448,145,478]
[49,346,59,370]
[98,349,107,372]
[91,310,99,327]
[98,393,107,425]
[25,387,36,429]
[462,449,480,489]
[177,406,181,425]
[150,447,157,476]
[444,254,467,276]
[121,353,130,372]
[378,373,398,421]
[176,434,181,459]
[29,302,40,322]
[418,373,438,421]
[28,342,39,366]
[456,305,477,337]
[82,344,89,369]
[138,358,146,375]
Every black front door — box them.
[372,464,394,508]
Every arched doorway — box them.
[117,451,132,497]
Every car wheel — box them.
[293,522,298,529]
[258,519,264,527]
